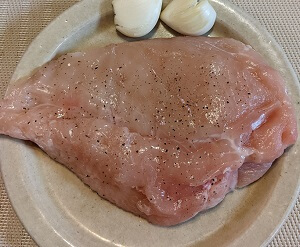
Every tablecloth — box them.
[0,0,299,246]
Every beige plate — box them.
[0,0,300,246]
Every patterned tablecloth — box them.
[0,0,299,246]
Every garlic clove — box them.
[160,0,217,36]
[112,0,162,38]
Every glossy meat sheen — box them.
[0,37,297,226]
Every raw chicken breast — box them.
[0,37,297,226]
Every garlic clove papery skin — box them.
[112,0,162,38]
[160,0,217,36]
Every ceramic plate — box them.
[1,0,299,246]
